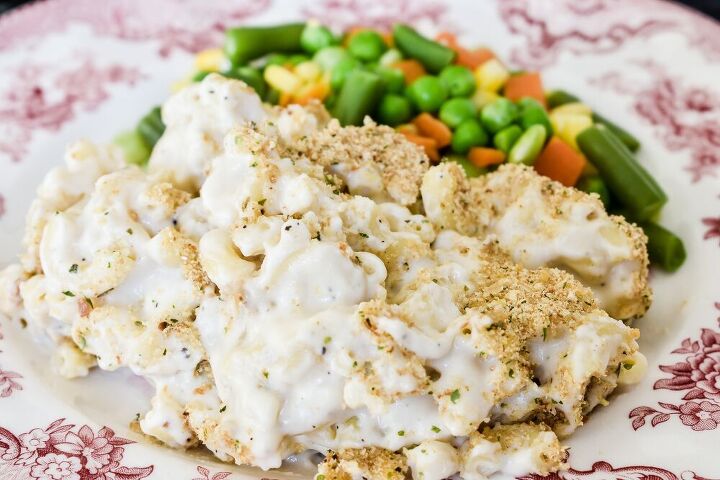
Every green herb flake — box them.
[162,348,167,356]
[323,336,332,345]
[316,475,326,480]
[220,405,227,413]
[623,362,634,370]
[542,326,548,341]
[508,368,515,378]
[84,297,93,308]
[62,291,75,297]
[69,264,78,273]
[258,198,267,206]
[126,228,133,235]
[263,370,269,379]
[397,430,405,436]
[450,389,460,403]
[358,232,369,238]
[134,320,143,327]
[431,425,441,433]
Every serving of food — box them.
[0,1,718,479]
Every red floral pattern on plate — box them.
[498,0,720,69]
[301,0,452,32]
[0,57,142,163]
[703,217,720,245]
[0,0,271,57]
[193,465,232,480]
[518,460,713,480]
[0,418,153,479]
[591,60,720,181]
[629,307,720,431]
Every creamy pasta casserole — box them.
[0,75,650,479]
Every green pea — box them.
[223,66,267,98]
[313,46,351,71]
[439,65,476,98]
[264,53,290,67]
[517,97,553,136]
[330,57,361,90]
[373,65,405,94]
[406,76,448,113]
[451,118,488,154]
[508,124,547,165]
[480,98,518,133]
[444,154,486,178]
[493,125,523,153]
[347,30,387,62]
[439,98,477,129]
[377,94,413,126]
[379,48,403,67]
[300,23,337,54]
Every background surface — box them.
[1,0,719,19]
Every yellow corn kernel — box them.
[264,65,302,94]
[194,48,225,73]
[474,58,510,93]
[552,102,593,117]
[471,89,499,110]
[294,61,322,83]
[295,80,330,104]
[550,112,593,150]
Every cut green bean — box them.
[576,176,611,208]
[546,89,640,151]
[392,24,456,73]
[330,57,361,90]
[517,97,553,136]
[137,106,165,150]
[225,23,305,65]
[592,114,640,152]
[577,125,666,221]
[332,70,384,126]
[493,125,523,153]
[508,125,546,165]
[546,90,580,109]
[638,221,686,272]
[113,130,151,166]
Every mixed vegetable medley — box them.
[115,22,686,272]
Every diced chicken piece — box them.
[289,118,430,206]
[421,163,651,319]
[149,74,268,191]
[460,423,565,480]
[318,448,408,480]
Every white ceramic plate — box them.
[0,1,719,478]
